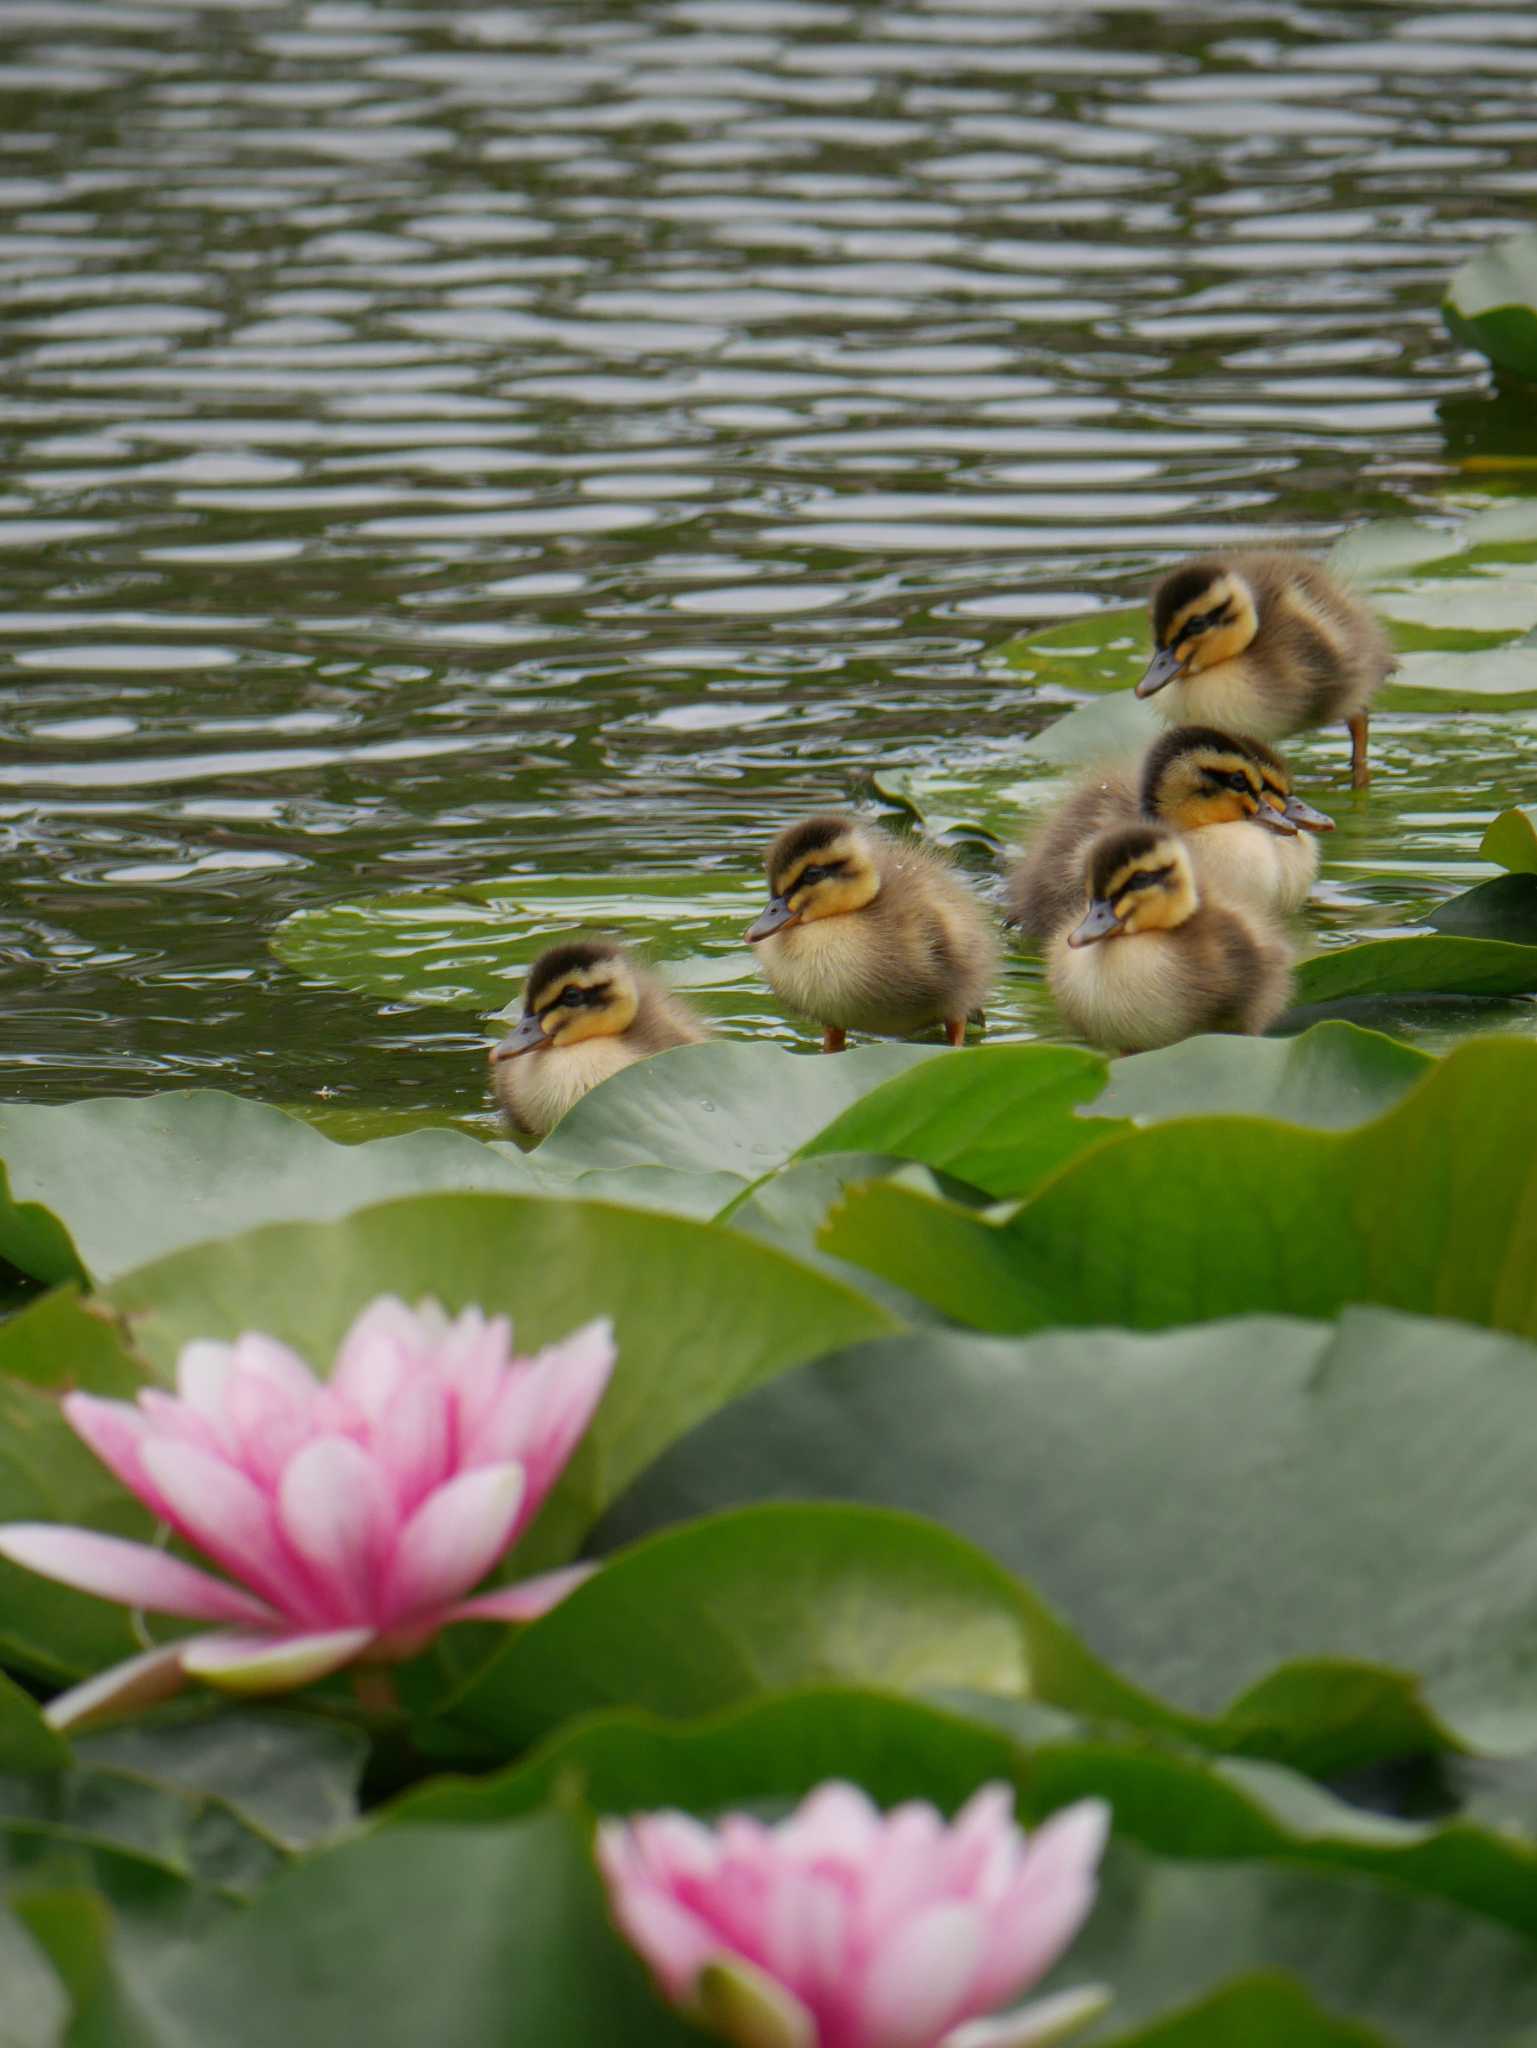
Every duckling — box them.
[1006,725,1333,941]
[745,813,997,1051]
[1046,824,1292,1054]
[490,938,707,1136]
[1135,551,1395,786]
[1149,725,1334,920]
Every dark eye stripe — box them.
[796,860,845,888]
[1111,862,1176,901]
[538,981,609,1015]
[1173,600,1235,648]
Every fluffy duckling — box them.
[746,813,997,1051]
[1135,551,1395,786]
[490,938,706,1136]
[1006,725,1332,941]
[1046,824,1292,1054]
[1149,724,1333,920]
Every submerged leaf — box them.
[1444,229,1537,383]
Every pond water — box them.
[2,0,1536,1128]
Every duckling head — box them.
[1250,742,1336,835]
[491,939,639,1061]
[1067,826,1199,947]
[1136,560,1260,698]
[1141,725,1299,835]
[745,815,880,942]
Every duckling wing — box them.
[1005,767,1137,944]
[1262,555,1395,723]
[1192,902,1293,1036]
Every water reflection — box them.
[0,0,1534,1113]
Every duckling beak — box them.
[745,895,799,942]
[1134,644,1184,698]
[1283,793,1335,833]
[490,1012,550,1062]
[1066,898,1122,948]
[1254,803,1300,836]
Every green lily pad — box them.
[428,1503,1035,1759]
[994,603,1148,692]
[532,1039,939,1184]
[797,1043,1115,1198]
[0,1091,537,1288]
[815,1034,1537,1343]
[1090,1022,1432,1131]
[1294,935,1537,1006]
[272,872,762,1017]
[1327,519,1468,589]
[1444,229,1537,383]
[57,1809,701,2048]
[1482,806,1537,875]
[387,1684,1537,1946]
[600,1306,1537,1767]
[1373,582,1537,640]
[1428,874,1537,945]
[1383,646,1537,705]
[95,1191,896,1580]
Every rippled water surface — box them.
[3,0,1536,1119]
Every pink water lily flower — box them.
[0,1296,613,1730]
[599,1781,1111,2048]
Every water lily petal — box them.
[446,1561,595,1625]
[942,1985,1113,2048]
[61,1394,168,1519]
[594,1841,720,2002]
[176,1340,237,1418]
[277,1434,395,1618]
[469,1318,614,1512]
[0,1524,278,1625]
[180,1626,374,1694]
[42,1640,200,1733]
[975,1802,1110,2009]
[370,1369,452,1512]
[861,1900,986,2048]
[386,1461,525,1620]
[331,1297,439,1417]
[139,1437,319,1621]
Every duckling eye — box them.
[1226,771,1253,794]
[798,861,842,887]
[559,983,609,1010]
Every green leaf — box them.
[599,1308,1537,1766]
[0,1092,535,1287]
[0,1377,152,1684]
[272,869,761,1013]
[995,604,1148,692]
[1385,647,1537,706]
[533,1039,939,1184]
[98,1192,897,1574]
[0,1286,154,1400]
[0,1675,70,1774]
[61,1809,700,2048]
[428,1504,1035,1759]
[1327,519,1468,589]
[0,1907,70,2048]
[1481,807,1537,875]
[1293,936,1537,1007]
[796,1044,1115,1199]
[1427,874,1537,945]
[820,1036,1537,1340]
[1088,1023,1432,1132]
[1444,229,1537,383]
[71,1705,364,1855]
[389,1684,1537,1949]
